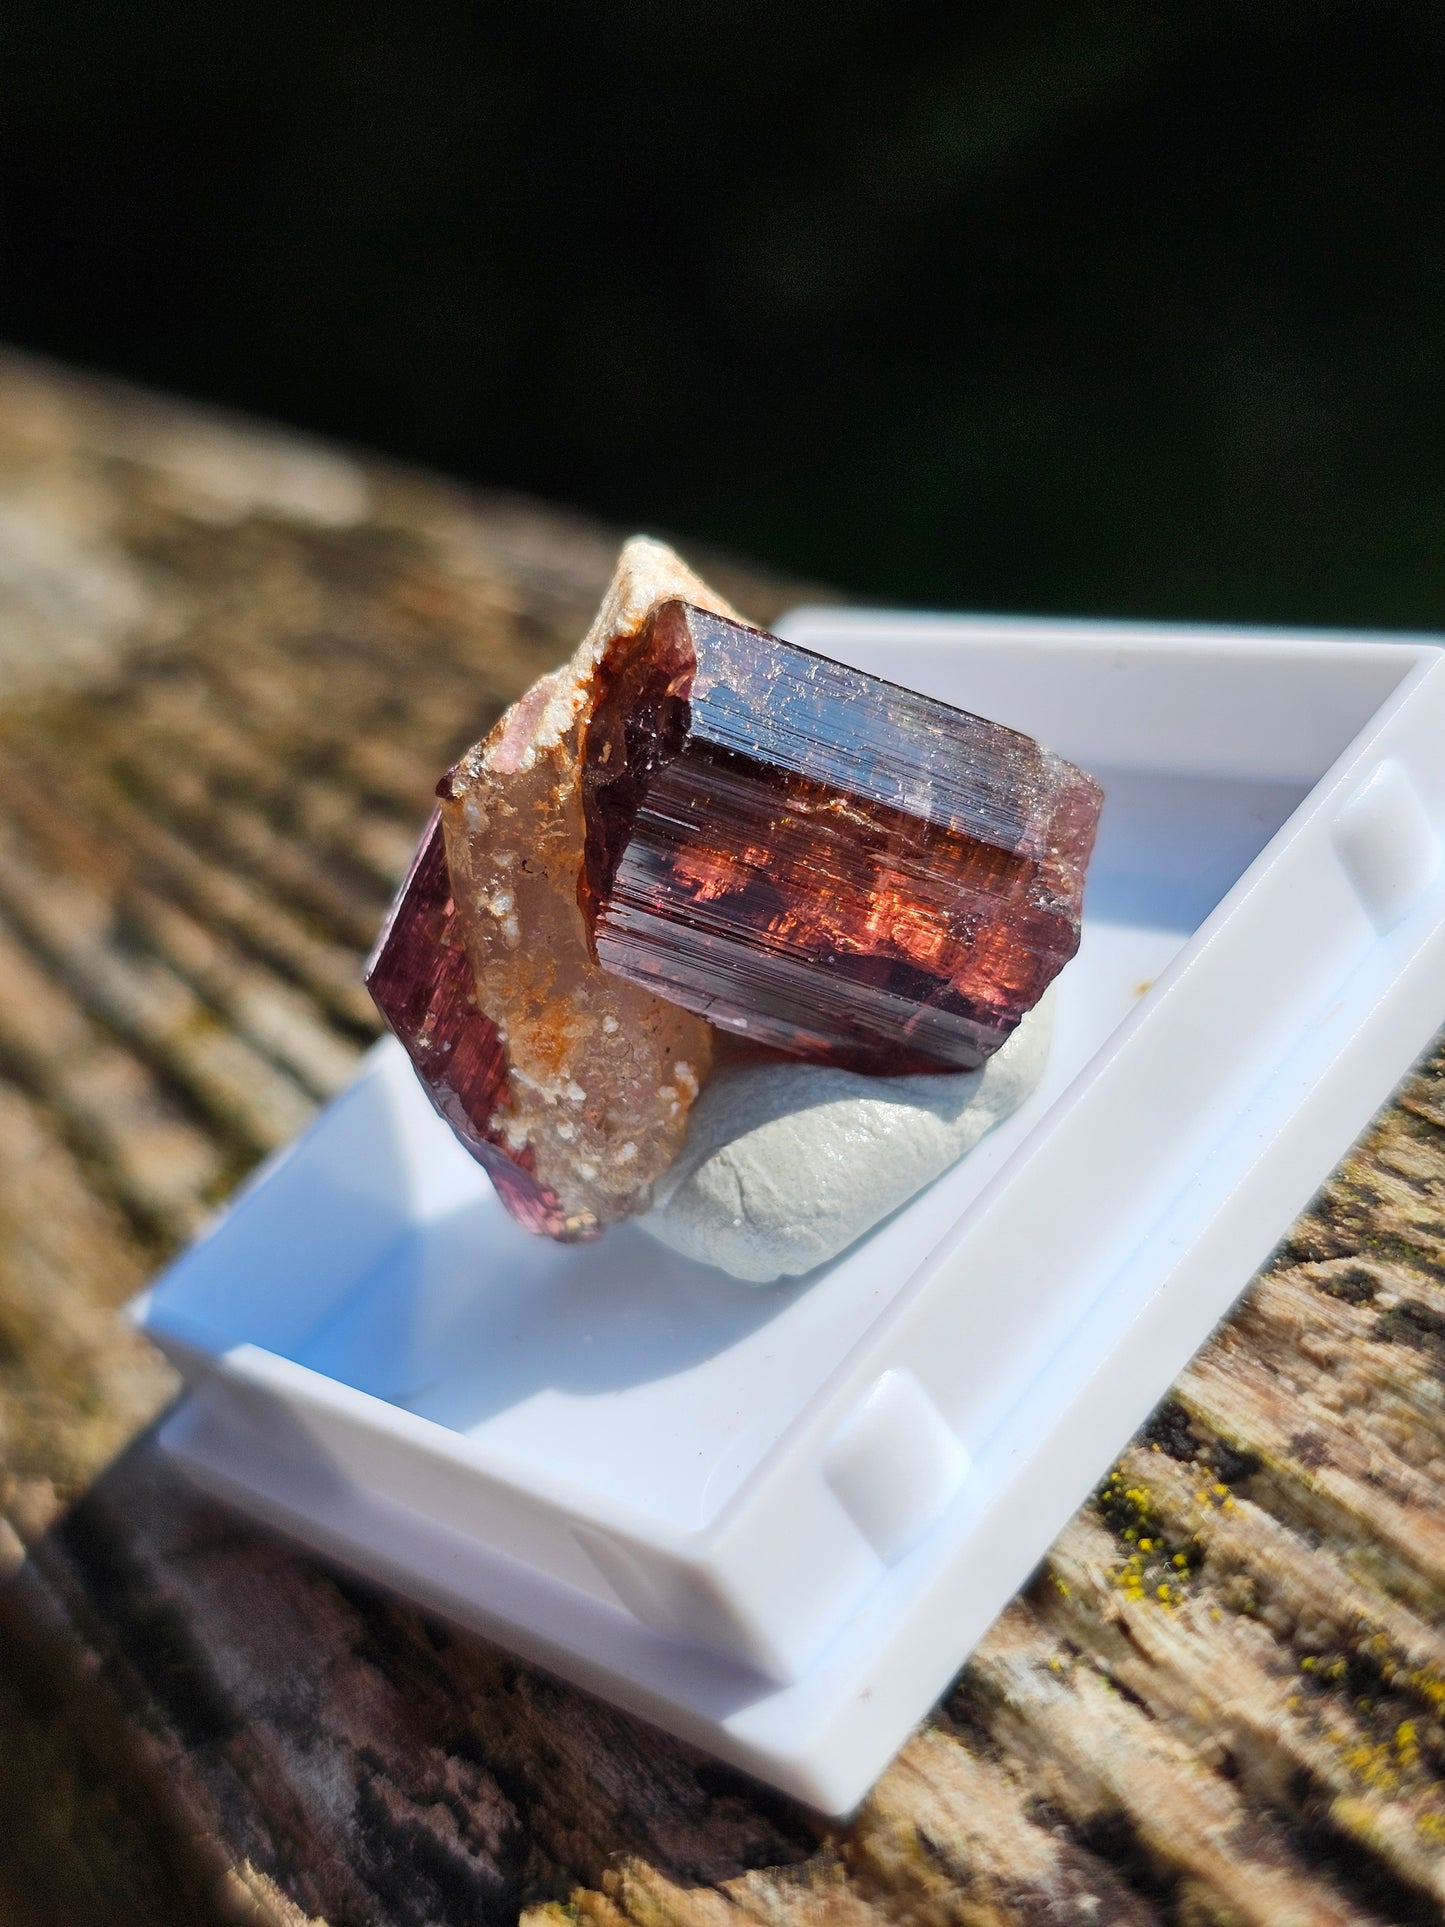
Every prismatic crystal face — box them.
[364,812,575,1236]
[582,601,1103,1076]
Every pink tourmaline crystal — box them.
[368,539,1103,1242]
[370,539,734,1239]
[581,600,1102,1075]
[363,812,572,1234]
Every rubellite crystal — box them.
[581,600,1102,1075]
[369,537,1103,1246]
[368,539,735,1239]
[364,812,574,1235]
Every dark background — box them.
[3,0,1444,623]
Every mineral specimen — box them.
[368,539,734,1239]
[368,537,1101,1251]
[581,599,1102,1075]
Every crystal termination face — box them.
[583,601,1103,1075]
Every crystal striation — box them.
[391,539,736,1238]
[582,600,1102,1075]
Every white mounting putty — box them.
[642,996,1053,1283]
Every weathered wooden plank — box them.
[0,349,1442,1927]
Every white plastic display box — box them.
[133,610,1445,1814]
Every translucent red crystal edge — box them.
[364,811,577,1238]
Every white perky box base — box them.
[134,610,1445,1813]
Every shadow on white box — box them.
[132,610,1445,1814]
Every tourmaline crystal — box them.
[368,539,732,1238]
[369,537,1103,1244]
[364,812,573,1235]
[581,600,1102,1075]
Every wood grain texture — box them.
[0,350,1442,1927]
